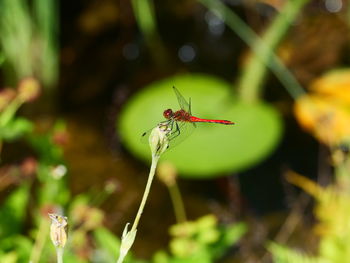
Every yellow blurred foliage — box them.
[294,69,350,146]
[287,172,350,262]
[311,69,350,103]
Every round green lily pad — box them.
[118,74,282,178]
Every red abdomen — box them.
[190,116,234,125]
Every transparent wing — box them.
[173,86,191,114]
[140,120,172,145]
[141,120,196,150]
[141,127,155,144]
[167,120,196,149]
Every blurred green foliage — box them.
[0,0,58,87]
[269,242,325,263]
[0,84,34,142]
[152,215,246,263]
[200,0,307,102]
[270,162,350,263]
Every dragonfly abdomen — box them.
[189,116,234,125]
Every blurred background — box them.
[1,0,350,262]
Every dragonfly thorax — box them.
[164,109,190,121]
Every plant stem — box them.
[131,155,159,232]
[239,0,308,102]
[116,255,123,263]
[199,0,307,102]
[116,126,169,263]
[33,0,59,88]
[168,182,187,223]
[116,155,159,263]
[56,247,64,263]
[29,217,50,263]
[0,97,21,127]
[334,149,350,191]
[131,0,167,67]
[116,253,124,263]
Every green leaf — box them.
[172,246,212,263]
[93,227,121,262]
[0,117,33,141]
[210,222,247,259]
[0,252,17,263]
[118,74,282,178]
[0,184,30,238]
[268,242,327,263]
[0,235,32,262]
[0,53,5,65]
[152,250,170,263]
[62,253,87,263]
[196,215,217,231]
[221,222,247,246]
[27,130,63,164]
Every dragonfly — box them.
[142,87,234,149]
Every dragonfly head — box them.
[163,109,173,119]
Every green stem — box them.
[131,0,156,41]
[131,154,159,232]
[239,0,308,102]
[0,97,22,127]
[56,247,64,263]
[116,155,159,263]
[168,182,187,223]
[33,0,59,88]
[117,254,124,263]
[29,217,50,263]
[335,148,350,191]
[0,0,33,81]
[116,126,169,263]
[131,0,167,66]
[199,0,307,102]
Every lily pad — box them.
[118,74,282,178]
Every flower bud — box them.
[49,213,68,248]
[149,124,170,157]
[118,223,137,262]
[17,77,40,102]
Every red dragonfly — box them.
[142,87,234,148]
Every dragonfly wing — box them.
[141,119,196,152]
[141,120,195,149]
[167,120,195,148]
[141,87,196,150]
[141,119,172,144]
[141,127,154,144]
[173,86,191,113]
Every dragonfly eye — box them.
[163,109,173,119]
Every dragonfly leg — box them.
[160,120,171,128]
[173,121,181,138]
